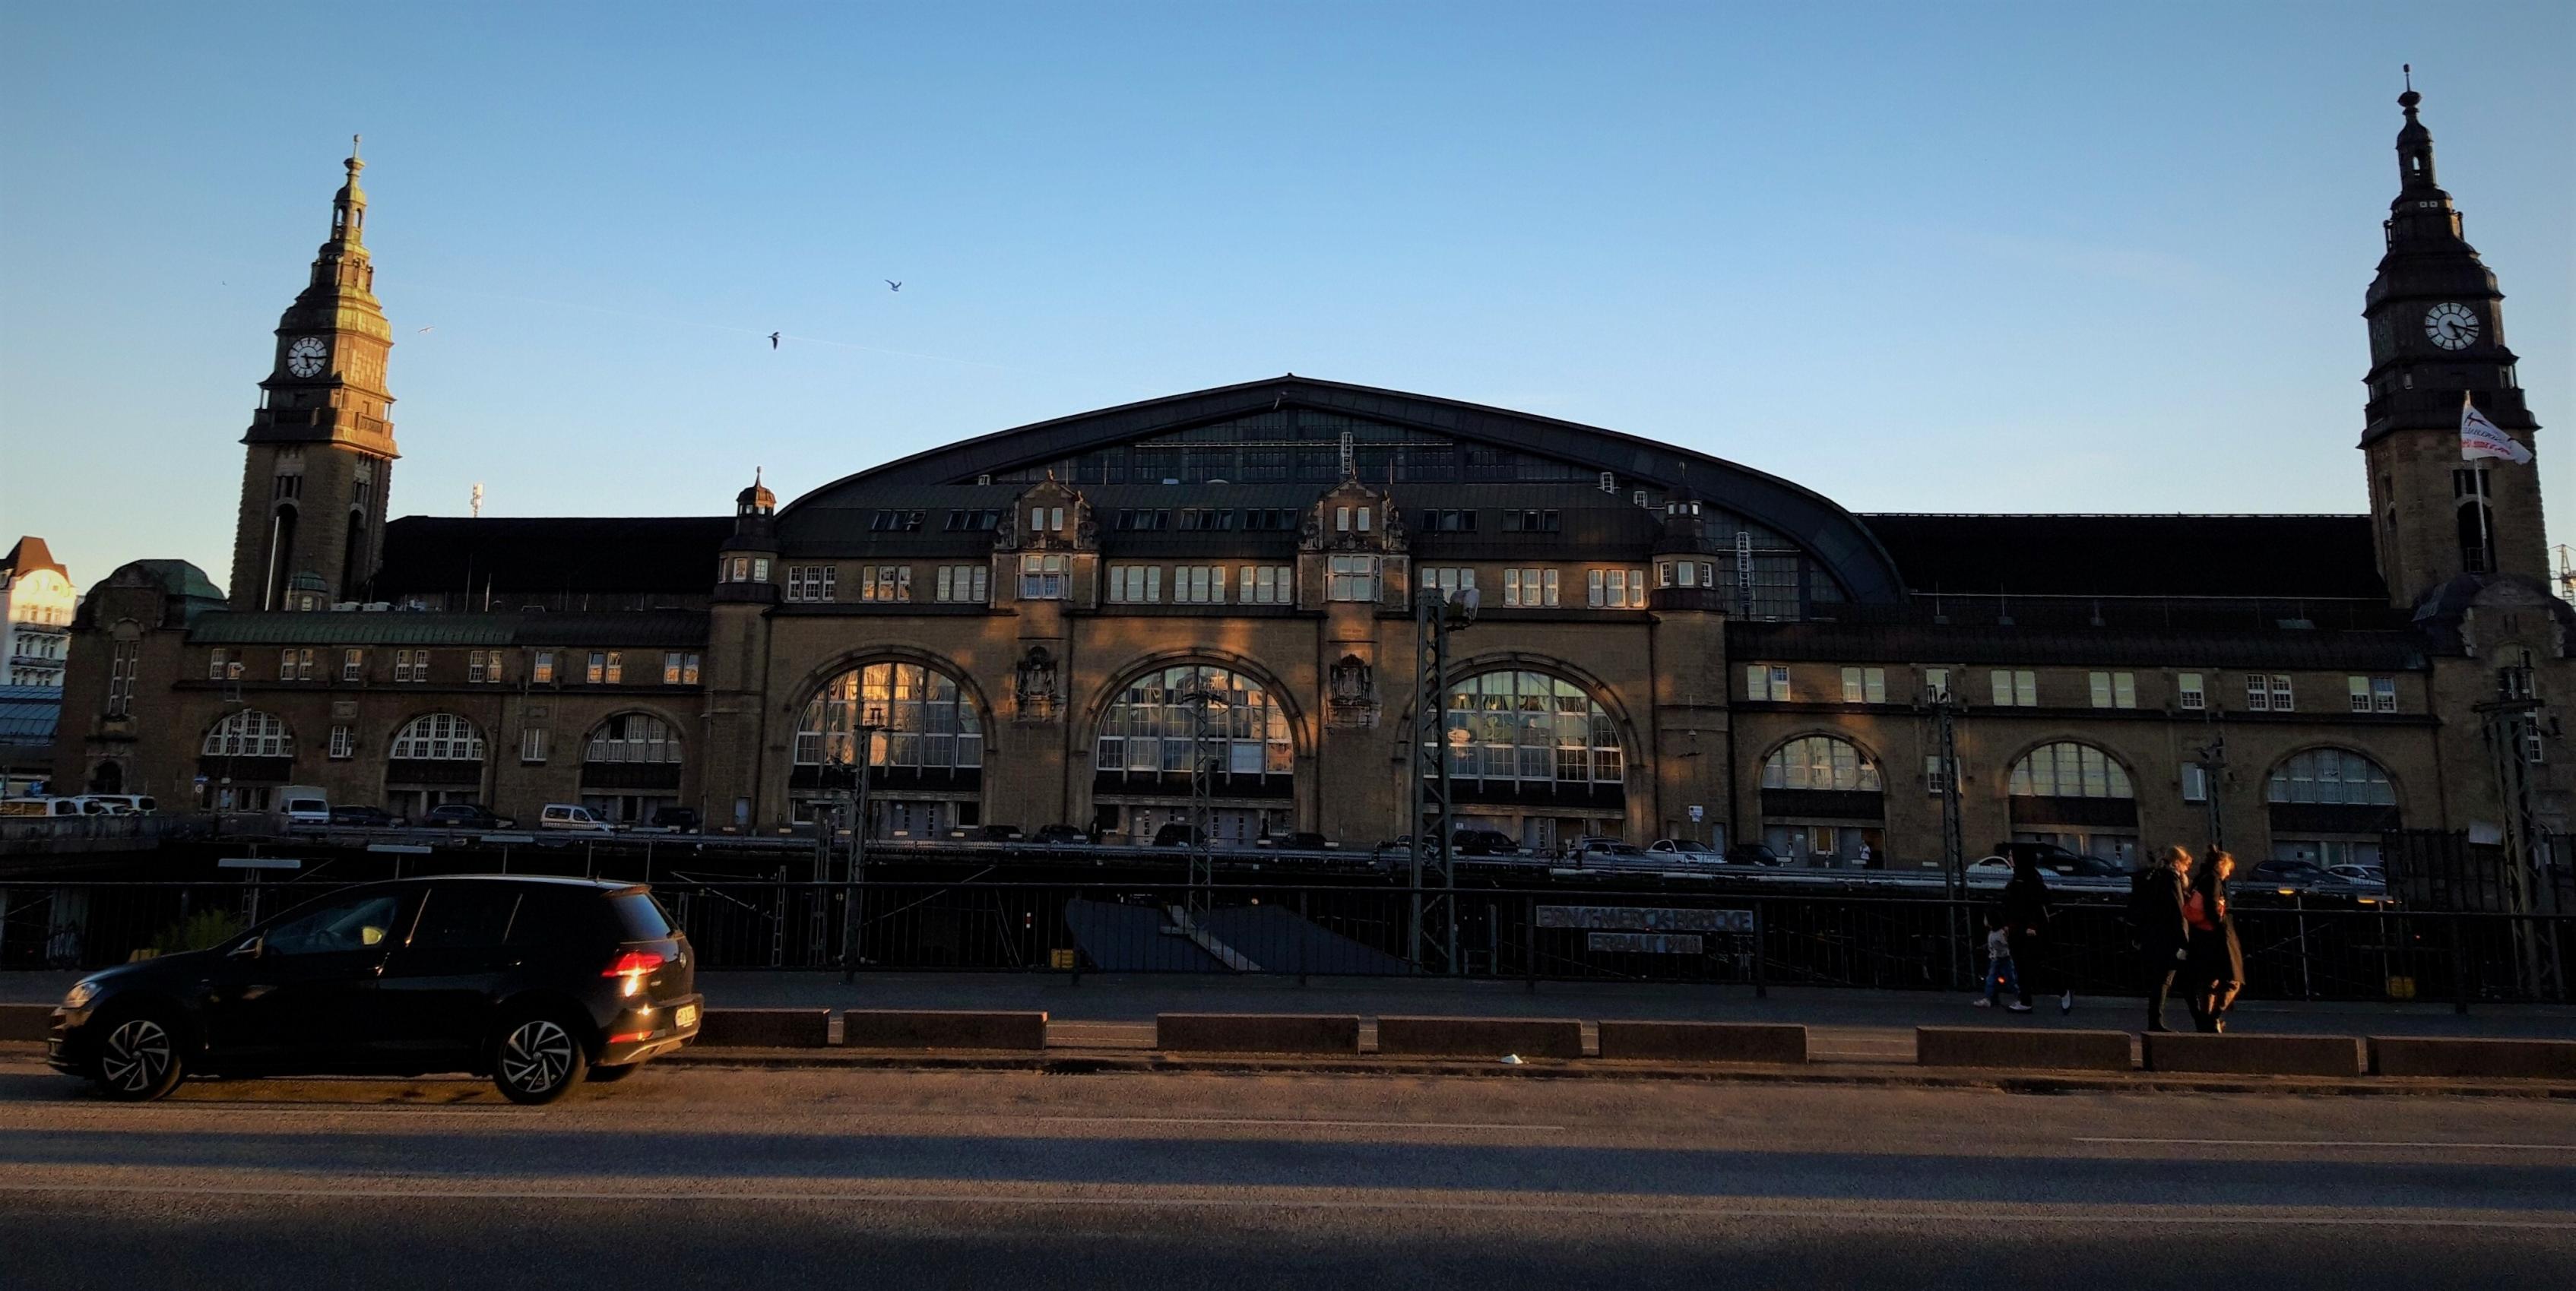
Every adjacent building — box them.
[2,537,75,689]
[52,91,2570,867]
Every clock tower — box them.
[2359,78,2546,608]
[229,139,401,610]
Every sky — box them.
[3,2,2571,593]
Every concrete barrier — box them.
[1595,1020,1808,1064]
[2372,1036,2576,1081]
[0,1003,52,1042]
[1157,1013,1361,1055]
[1375,1015,1583,1060]
[840,1009,1048,1051]
[695,1008,830,1049]
[1915,1026,2131,1072]
[2143,1032,2365,1076]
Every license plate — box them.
[674,1004,699,1030]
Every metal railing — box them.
[3,876,2568,1006]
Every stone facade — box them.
[48,90,2573,867]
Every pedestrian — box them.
[2128,845,2194,1031]
[1857,840,1874,869]
[1973,910,2019,1007]
[2185,850,2246,1032]
[1999,848,2070,1014]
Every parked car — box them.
[277,786,330,826]
[328,804,402,828]
[1031,824,1091,846]
[1649,838,1719,859]
[0,797,85,818]
[1724,843,1789,867]
[47,875,701,1104]
[647,806,702,834]
[1275,831,1335,851]
[964,823,1025,843]
[1151,822,1205,847]
[2325,863,2388,886]
[423,803,514,830]
[82,794,159,816]
[1453,827,1519,856]
[2252,858,2329,889]
[1982,841,2123,878]
[539,803,615,834]
[1573,838,1650,860]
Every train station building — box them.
[51,90,2569,869]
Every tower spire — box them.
[2394,68,2439,197]
[333,134,368,248]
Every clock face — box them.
[285,336,328,377]
[2424,302,2480,350]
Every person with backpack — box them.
[2128,846,2195,1031]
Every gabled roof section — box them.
[784,375,1911,603]
[1861,514,2387,600]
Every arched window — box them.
[389,713,486,761]
[203,710,293,758]
[585,713,683,764]
[2268,748,2396,806]
[2008,742,2133,799]
[1095,664,1291,777]
[1443,670,1621,786]
[796,661,983,770]
[1761,735,1881,792]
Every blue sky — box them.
[4,2,2570,591]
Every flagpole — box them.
[2466,390,2498,573]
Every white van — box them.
[277,786,331,825]
[81,794,157,816]
[539,802,614,833]
[0,797,85,818]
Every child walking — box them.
[1975,911,2019,1007]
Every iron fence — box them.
[2,877,2568,1006]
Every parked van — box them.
[539,802,614,833]
[0,797,85,818]
[81,795,157,816]
[277,786,331,825]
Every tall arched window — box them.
[1095,664,1291,778]
[585,713,683,764]
[389,713,486,761]
[2268,748,2396,806]
[203,710,294,758]
[1443,670,1621,787]
[2008,742,2134,799]
[1761,735,1881,792]
[796,662,984,772]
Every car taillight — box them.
[604,950,665,996]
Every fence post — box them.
[1751,901,1767,999]
[1297,889,1309,987]
[1524,893,1538,992]
[2448,912,2470,1015]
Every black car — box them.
[49,876,700,1104]
[1031,824,1091,846]
[647,806,701,833]
[328,804,401,827]
[1724,843,1789,867]
[1152,822,1205,847]
[2251,858,2328,888]
[423,803,512,830]
[1453,827,1519,856]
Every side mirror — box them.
[229,935,265,960]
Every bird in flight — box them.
[886,280,901,293]
[417,326,435,334]
[769,331,781,349]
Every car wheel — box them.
[93,1011,186,1101]
[492,1013,589,1105]
[586,1061,645,1084]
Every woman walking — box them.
[2000,850,2071,1015]
[2185,850,2246,1032]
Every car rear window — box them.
[606,891,676,941]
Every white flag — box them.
[2461,392,2533,464]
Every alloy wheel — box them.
[499,1019,576,1095]
[100,1018,173,1094]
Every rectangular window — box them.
[520,727,547,764]
[856,565,910,603]
[328,726,354,759]
[106,641,137,716]
[1418,566,1475,599]
[1328,555,1380,602]
[533,650,555,685]
[1019,553,1066,600]
[208,649,230,682]
[1587,568,1647,609]
[1108,565,1163,603]
[604,651,623,685]
[935,565,989,603]
[1924,667,1950,703]
[1925,755,1950,796]
[587,651,606,685]
[2089,671,2135,709]
[1501,568,1560,608]
[1990,669,2036,707]
[278,650,295,682]
[341,648,363,682]
[467,650,489,684]
[2182,762,2207,803]
[751,557,769,583]
[2248,674,2292,712]
[787,565,838,602]
[1173,565,1225,604]
[1237,565,1293,605]
[2349,676,2399,714]
[1336,505,1351,533]
[394,649,426,683]
[1840,666,1887,704]
[664,652,683,685]
[1745,664,1792,702]
[2178,672,2205,710]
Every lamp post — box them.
[837,702,885,983]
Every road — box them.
[4,1055,2572,1289]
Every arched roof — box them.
[779,375,1909,603]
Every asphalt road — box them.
[5,1056,2574,1289]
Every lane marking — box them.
[2077,1138,2576,1152]
[0,1181,2568,1227]
[1035,1115,1565,1131]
